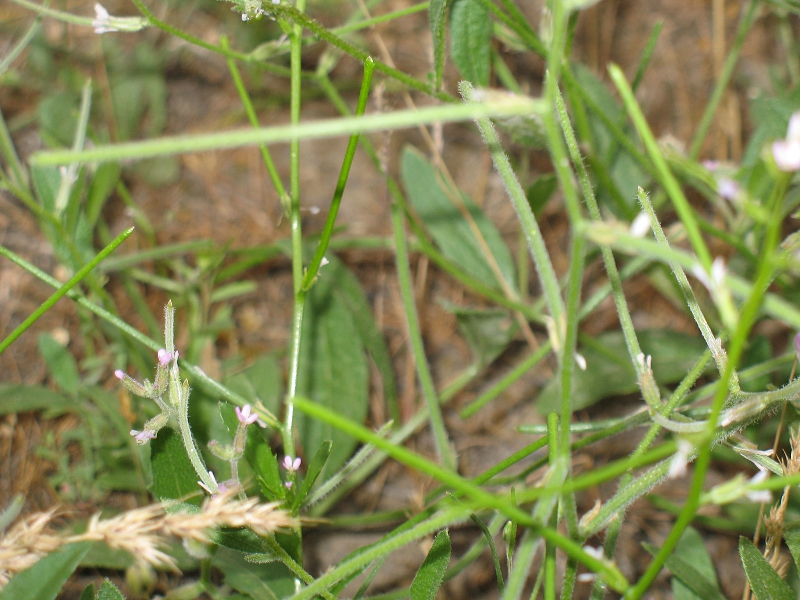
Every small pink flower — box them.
[130,429,156,444]
[717,177,739,201]
[157,348,173,366]
[284,481,293,489]
[114,369,125,380]
[235,404,259,426]
[283,455,301,472]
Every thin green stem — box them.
[688,0,759,159]
[283,0,308,463]
[626,176,790,599]
[0,227,133,355]
[553,84,644,378]
[608,64,712,271]
[391,201,455,470]
[0,244,281,427]
[223,37,289,211]
[292,396,629,592]
[460,82,564,340]
[270,4,454,102]
[32,98,542,166]
[331,2,429,36]
[302,58,374,291]
[128,0,291,76]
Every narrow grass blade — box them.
[0,227,133,355]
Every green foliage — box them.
[295,260,370,479]
[149,428,204,505]
[0,542,91,600]
[410,530,451,600]
[739,537,795,600]
[429,0,448,90]
[537,329,710,413]
[663,528,724,600]
[449,0,491,88]
[4,0,800,598]
[214,548,296,600]
[401,146,516,290]
[95,579,126,600]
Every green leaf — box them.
[0,384,71,416]
[30,164,61,212]
[95,579,126,600]
[86,163,121,227]
[253,442,286,502]
[662,528,724,600]
[537,329,710,414]
[446,304,517,367]
[295,264,370,480]
[225,354,284,418]
[401,146,516,290]
[784,523,800,571]
[37,92,78,147]
[740,336,772,393]
[214,547,296,600]
[450,0,491,87]
[38,334,80,396]
[149,427,203,505]
[292,440,331,510]
[430,0,448,89]
[210,527,269,555]
[739,537,794,600]
[80,583,95,600]
[410,530,451,600]
[328,256,398,421]
[526,174,558,217]
[0,541,91,600]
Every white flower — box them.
[745,469,772,504]
[772,111,800,172]
[692,257,726,294]
[92,3,116,33]
[629,211,651,238]
[198,470,219,495]
[582,545,604,560]
[668,439,694,480]
[92,3,148,34]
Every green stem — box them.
[292,396,629,592]
[302,58,374,291]
[223,37,289,211]
[391,202,455,470]
[460,82,564,339]
[0,227,133,355]
[32,98,542,166]
[626,175,790,599]
[271,4,453,102]
[688,0,759,159]
[608,64,712,271]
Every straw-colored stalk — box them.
[0,490,296,588]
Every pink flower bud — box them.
[157,349,173,366]
[114,369,125,380]
[235,404,259,426]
